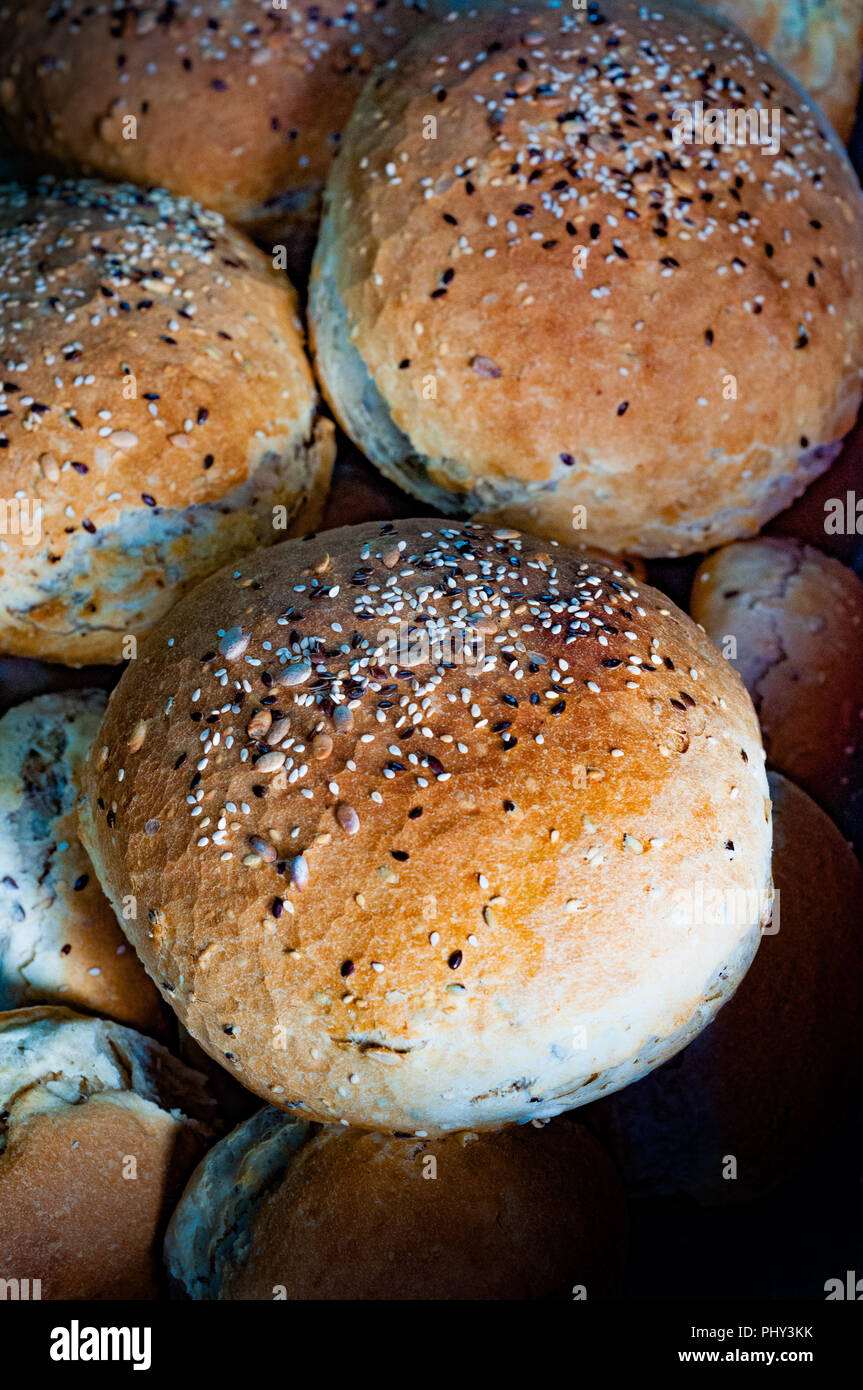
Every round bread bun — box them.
[309,0,863,558]
[0,0,476,256]
[0,691,167,1036]
[691,537,863,816]
[0,177,334,666]
[0,1005,216,1299]
[694,1,863,142]
[594,771,863,1204]
[79,517,773,1136]
[165,1107,627,1300]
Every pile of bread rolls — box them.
[0,0,860,1302]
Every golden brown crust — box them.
[80,518,772,1135]
[0,0,460,242]
[691,537,863,817]
[0,1095,194,1299]
[0,178,333,664]
[168,1112,628,1300]
[696,1,863,140]
[310,0,863,556]
[595,771,863,1203]
[0,1006,215,1299]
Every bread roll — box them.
[0,177,334,664]
[595,771,863,1203]
[0,691,166,1035]
[310,0,863,557]
[0,0,475,255]
[0,1006,215,1299]
[691,537,863,816]
[165,1108,627,1300]
[694,1,863,141]
[79,518,773,1135]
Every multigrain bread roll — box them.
[79,518,773,1136]
[0,178,334,665]
[0,0,476,256]
[695,1,863,141]
[691,537,863,816]
[165,1108,627,1300]
[594,771,863,1204]
[309,0,863,557]
[0,692,166,1035]
[0,1006,216,1299]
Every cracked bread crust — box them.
[80,518,772,1136]
[691,537,863,816]
[165,1108,627,1300]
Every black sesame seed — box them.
[448,950,463,970]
